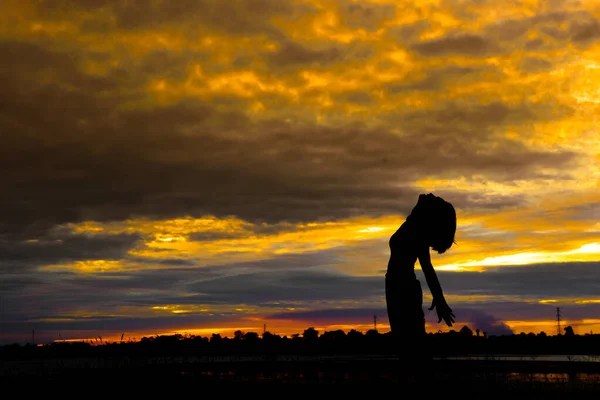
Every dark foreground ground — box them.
[2,355,599,395]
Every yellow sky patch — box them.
[57,203,599,276]
[40,260,129,273]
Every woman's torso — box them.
[386,218,419,279]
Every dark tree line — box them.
[2,325,598,360]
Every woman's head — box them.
[411,193,456,254]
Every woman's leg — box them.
[385,275,424,357]
[413,279,426,338]
[384,274,404,340]
[414,279,432,361]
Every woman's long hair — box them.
[410,193,457,254]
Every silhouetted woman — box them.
[386,193,456,364]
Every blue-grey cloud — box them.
[3,258,599,343]
[186,268,382,303]
[0,232,141,272]
[427,262,600,298]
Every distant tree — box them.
[347,329,364,340]
[476,329,480,337]
[459,326,473,336]
[538,331,547,337]
[365,329,379,339]
[191,335,208,345]
[156,334,182,345]
[564,326,575,336]
[243,331,260,342]
[303,327,319,340]
[262,331,274,340]
[234,330,244,340]
[210,333,222,343]
[321,329,345,341]
[262,331,282,345]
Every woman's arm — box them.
[418,247,443,299]
[418,247,455,326]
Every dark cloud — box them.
[0,276,45,293]
[137,49,210,80]
[334,90,376,105]
[16,257,593,316]
[408,10,600,57]
[488,10,600,49]
[525,38,546,50]
[0,250,345,322]
[453,309,514,335]
[263,39,375,76]
[127,257,198,266]
[485,18,531,42]
[0,232,140,271]
[186,268,382,303]
[411,34,496,56]
[386,20,431,43]
[187,231,248,241]
[419,262,600,298]
[39,0,308,38]
[562,202,600,221]
[387,65,503,93]
[430,191,526,211]
[518,57,553,73]
[267,40,343,68]
[571,18,600,43]
[3,255,599,342]
[337,0,397,31]
[458,301,600,323]
[1,39,578,239]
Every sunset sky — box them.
[1,0,599,345]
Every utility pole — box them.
[373,315,377,331]
[32,330,35,345]
[263,324,266,334]
[556,307,561,336]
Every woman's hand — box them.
[428,296,456,327]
